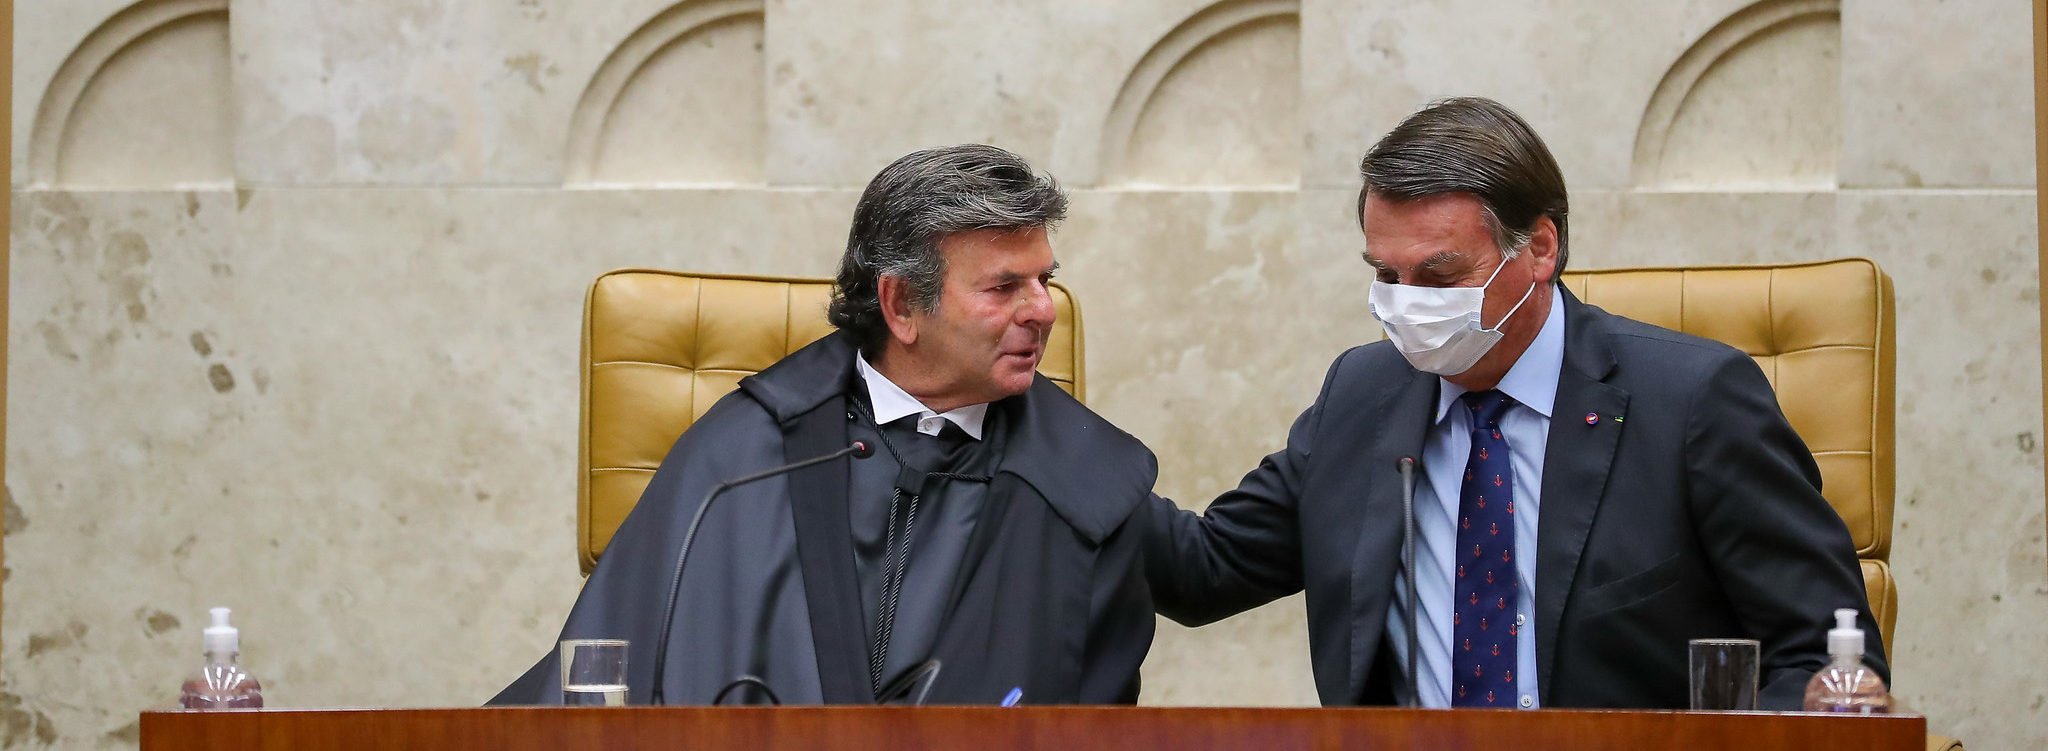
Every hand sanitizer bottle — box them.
[1801,608,1890,713]
[179,607,264,709]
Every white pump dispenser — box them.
[1802,608,1890,713]
[1826,608,1862,658]
[180,606,263,709]
[204,607,239,657]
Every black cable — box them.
[712,675,784,706]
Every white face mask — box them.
[1368,253,1537,376]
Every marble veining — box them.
[5,0,2044,748]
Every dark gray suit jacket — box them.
[1144,289,1886,710]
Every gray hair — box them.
[1357,97,1568,278]
[829,144,1068,353]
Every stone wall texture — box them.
[7,0,2044,747]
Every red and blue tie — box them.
[1453,390,1518,707]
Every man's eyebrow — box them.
[1359,251,1460,273]
[1420,250,1463,270]
[994,262,1060,284]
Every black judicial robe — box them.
[490,332,1157,705]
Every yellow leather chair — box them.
[1564,259,1957,751]
[1560,259,1897,649]
[576,270,1086,574]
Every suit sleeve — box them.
[1683,350,1890,709]
[1141,356,1344,626]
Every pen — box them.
[1000,687,1023,707]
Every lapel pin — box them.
[1614,414,1624,424]
[1584,412,1599,425]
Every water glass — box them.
[1688,638,1759,711]
[560,639,629,707]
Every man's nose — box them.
[1018,280,1056,328]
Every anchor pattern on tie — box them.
[1453,390,1519,707]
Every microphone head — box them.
[850,440,875,459]
[1395,456,1417,470]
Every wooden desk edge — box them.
[141,705,1927,751]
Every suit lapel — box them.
[1533,293,1628,702]
[783,396,875,703]
[1347,368,1438,701]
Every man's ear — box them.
[877,275,919,346]
[1526,216,1560,282]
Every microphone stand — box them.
[648,440,874,705]
[1397,456,1421,707]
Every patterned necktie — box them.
[1453,390,1518,707]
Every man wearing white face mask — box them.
[1141,97,1884,711]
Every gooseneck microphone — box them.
[873,658,943,706]
[648,440,875,705]
[1396,455,1421,707]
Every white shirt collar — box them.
[856,354,988,440]
[1435,284,1566,424]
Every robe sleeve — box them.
[486,393,800,705]
[1077,516,1152,703]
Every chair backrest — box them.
[577,270,1087,574]
[1560,259,1898,648]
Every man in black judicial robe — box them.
[492,144,1157,706]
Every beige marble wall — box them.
[1,0,12,681]
[6,0,2044,748]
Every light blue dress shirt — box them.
[1386,286,1564,709]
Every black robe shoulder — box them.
[490,332,1157,705]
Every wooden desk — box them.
[142,705,1925,750]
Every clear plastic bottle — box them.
[179,607,264,709]
[1801,608,1890,714]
